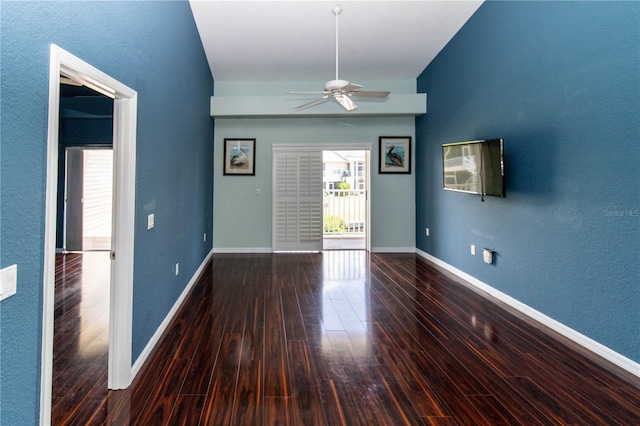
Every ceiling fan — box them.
[289,5,390,112]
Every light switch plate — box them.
[147,213,155,230]
[1,264,17,301]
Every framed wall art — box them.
[223,138,256,176]
[379,136,411,174]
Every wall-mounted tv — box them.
[442,138,505,198]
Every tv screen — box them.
[442,138,505,197]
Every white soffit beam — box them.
[210,94,426,117]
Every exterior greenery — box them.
[324,215,346,233]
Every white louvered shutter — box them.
[273,150,322,251]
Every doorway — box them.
[42,44,138,423]
[53,94,115,419]
[63,148,114,252]
[322,150,367,250]
[271,143,371,253]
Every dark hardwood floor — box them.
[52,251,640,425]
[52,252,110,425]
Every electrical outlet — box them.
[483,248,494,264]
[470,245,476,256]
[425,227,430,237]
[0,264,17,301]
[175,263,179,276]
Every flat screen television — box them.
[442,138,505,198]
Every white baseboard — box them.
[213,247,272,254]
[415,249,640,379]
[213,247,418,254]
[131,248,214,379]
[372,247,416,253]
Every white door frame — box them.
[271,143,372,252]
[41,44,137,423]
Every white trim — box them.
[109,93,137,390]
[41,45,137,424]
[372,247,416,253]
[41,45,61,426]
[131,249,214,377]
[213,247,273,254]
[365,150,371,252]
[272,142,372,152]
[415,249,640,378]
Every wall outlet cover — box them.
[0,264,17,301]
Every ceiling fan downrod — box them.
[288,3,390,111]
[333,5,342,82]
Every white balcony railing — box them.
[323,190,366,235]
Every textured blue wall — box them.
[0,2,213,424]
[416,1,639,362]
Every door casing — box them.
[41,44,137,423]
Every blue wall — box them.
[0,2,213,424]
[416,1,639,362]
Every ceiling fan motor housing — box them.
[324,79,350,91]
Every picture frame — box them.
[379,136,411,174]
[223,138,256,176]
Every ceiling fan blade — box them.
[288,91,327,95]
[295,95,330,110]
[341,83,363,92]
[334,94,357,111]
[348,90,390,98]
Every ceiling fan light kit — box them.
[288,4,391,112]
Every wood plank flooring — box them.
[52,252,110,425]
[52,251,640,425]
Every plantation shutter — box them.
[272,149,323,251]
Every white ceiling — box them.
[189,1,483,83]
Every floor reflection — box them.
[321,250,371,358]
[78,251,110,357]
[470,313,499,343]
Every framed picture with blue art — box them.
[379,136,411,174]
[223,138,256,176]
